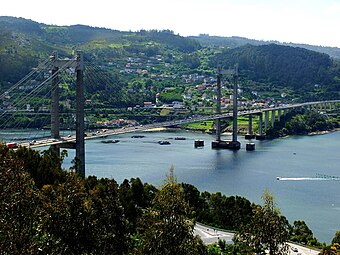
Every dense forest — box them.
[212,44,340,101]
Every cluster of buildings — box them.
[119,57,280,111]
[95,119,139,128]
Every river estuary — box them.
[1,129,340,243]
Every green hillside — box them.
[0,16,339,108]
[211,44,340,101]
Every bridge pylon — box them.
[50,51,85,178]
[75,51,85,178]
[51,51,61,156]
[212,65,240,150]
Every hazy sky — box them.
[1,0,339,47]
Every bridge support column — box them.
[75,51,85,178]
[264,111,269,131]
[256,112,265,140]
[215,68,222,142]
[271,110,275,128]
[51,51,60,156]
[245,114,255,139]
[215,118,221,141]
[277,109,281,121]
[231,66,239,148]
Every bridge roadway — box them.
[19,100,340,149]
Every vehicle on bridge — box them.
[6,142,18,149]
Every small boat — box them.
[131,135,145,138]
[101,139,120,144]
[174,137,186,140]
[158,141,171,145]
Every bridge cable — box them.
[0,60,77,140]
[0,58,51,101]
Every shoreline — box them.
[308,127,340,136]
[173,126,340,140]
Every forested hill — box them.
[212,44,340,100]
[0,16,200,52]
[191,34,340,59]
[0,16,340,104]
[0,16,200,81]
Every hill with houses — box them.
[0,15,340,112]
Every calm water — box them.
[2,129,340,243]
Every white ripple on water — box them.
[277,177,340,181]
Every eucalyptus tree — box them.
[135,168,207,255]
[0,145,41,254]
[234,191,290,255]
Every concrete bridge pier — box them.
[245,114,256,139]
[264,111,269,131]
[271,110,275,128]
[277,109,281,121]
[256,112,265,140]
[215,118,221,142]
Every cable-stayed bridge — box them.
[1,51,339,177]
[18,100,340,147]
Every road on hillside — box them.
[194,223,234,245]
[194,223,320,255]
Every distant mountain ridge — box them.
[189,34,340,59]
[2,16,339,59]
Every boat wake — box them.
[277,174,340,181]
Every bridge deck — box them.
[17,100,340,148]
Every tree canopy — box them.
[234,191,290,255]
